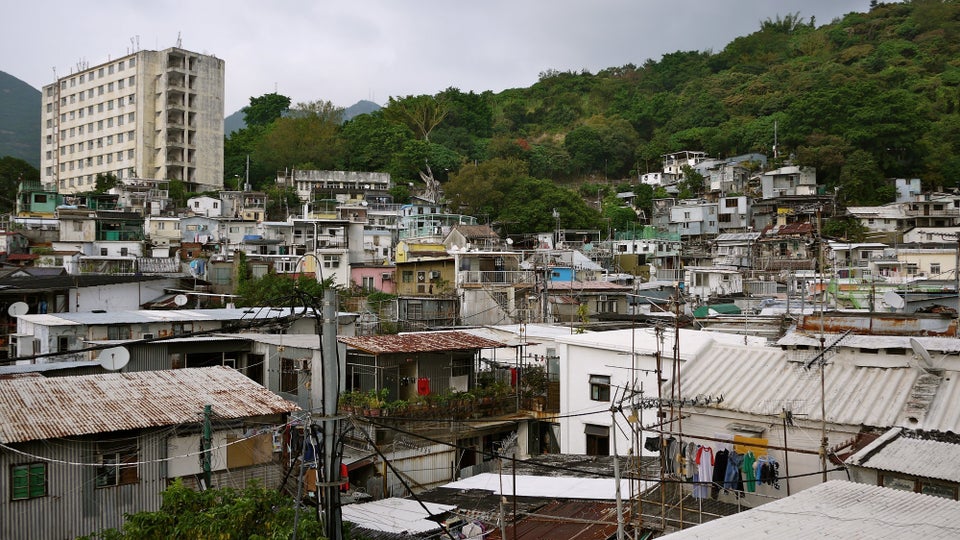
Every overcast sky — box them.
[4,0,873,114]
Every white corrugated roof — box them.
[341,497,454,534]
[17,307,314,327]
[0,366,299,443]
[778,332,960,354]
[671,342,922,427]
[558,327,765,360]
[443,472,645,500]
[847,428,960,483]
[663,480,960,539]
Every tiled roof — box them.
[338,330,508,354]
[0,366,299,443]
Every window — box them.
[107,325,131,340]
[280,357,299,394]
[584,424,609,456]
[95,446,139,488]
[402,270,414,283]
[597,297,617,314]
[590,375,611,401]
[323,255,340,268]
[931,263,941,275]
[362,276,375,290]
[11,463,47,500]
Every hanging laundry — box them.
[644,436,660,453]
[756,456,781,489]
[417,378,430,396]
[742,451,757,492]
[711,449,729,499]
[694,445,714,499]
[685,441,697,481]
[665,437,679,476]
[724,451,744,493]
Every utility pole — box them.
[318,287,343,540]
[611,407,625,540]
[201,404,212,490]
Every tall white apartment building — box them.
[41,47,225,195]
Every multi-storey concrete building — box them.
[41,47,224,195]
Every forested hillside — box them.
[0,71,40,167]
[226,1,960,233]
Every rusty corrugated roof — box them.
[337,330,508,354]
[491,500,618,540]
[0,366,299,444]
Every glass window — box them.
[590,375,611,401]
[95,447,139,488]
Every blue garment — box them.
[724,451,743,491]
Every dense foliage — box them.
[82,480,327,540]
[222,2,960,233]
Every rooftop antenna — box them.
[176,31,182,48]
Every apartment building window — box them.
[323,255,340,268]
[931,263,941,275]
[117,151,123,162]
[129,58,136,68]
[108,64,115,75]
[98,103,104,113]
[98,85,104,95]
[402,270,413,283]
[88,89,93,99]
[118,60,124,70]
[128,75,135,85]
[95,445,138,488]
[118,79,125,89]
[70,77,76,87]
[46,103,52,112]
[79,74,85,83]
[584,424,609,456]
[590,375,611,401]
[127,149,134,159]
[118,115,124,126]
[128,113,135,123]
[107,100,114,111]
[107,118,114,128]
[117,132,123,143]
[107,82,114,92]
[98,68,104,77]
[11,463,47,500]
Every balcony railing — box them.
[459,270,536,287]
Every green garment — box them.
[742,451,757,492]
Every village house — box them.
[0,366,299,540]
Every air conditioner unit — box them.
[142,333,155,340]
[382,272,393,280]
[430,271,441,279]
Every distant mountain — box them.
[0,71,40,167]
[223,99,381,135]
[343,100,381,121]
[224,109,245,136]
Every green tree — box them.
[242,92,291,127]
[255,101,345,172]
[383,94,450,141]
[677,165,706,199]
[235,272,334,307]
[83,480,326,539]
[94,173,118,194]
[339,111,412,171]
[0,156,39,213]
[444,158,528,218]
[498,177,602,232]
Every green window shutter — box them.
[28,464,46,498]
[11,464,46,500]
[12,466,29,500]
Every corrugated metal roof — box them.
[18,307,314,327]
[847,428,960,483]
[0,360,100,376]
[338,331,507,354]
[491,500,618,540]
[341,498,454,534]
[662,480,960,539]
[0,366,299,443]
[671,343,921,427]
[546,281,632,291]
[778,333,960,353]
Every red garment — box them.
[417,378,430,396]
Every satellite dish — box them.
[98,346,130,371]
[883,291,905,310]
[909,338,936,372]
[7,302,29,317]
[174,294,188,307]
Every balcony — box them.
[459,270,536,287]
